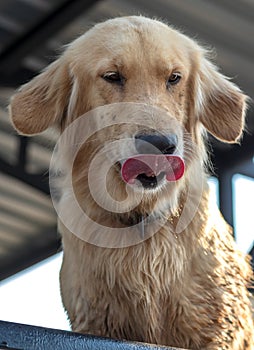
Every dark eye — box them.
[102,71,125,85]
[166,72,181,88]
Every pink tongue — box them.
[121,154,185,184]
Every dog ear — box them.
[197,57,248,143]
[9,58,71,135]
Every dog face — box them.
[9,16,247,219]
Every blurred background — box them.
[0,0,253,330]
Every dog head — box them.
[9,16,247,229]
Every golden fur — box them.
[9,16,253,349]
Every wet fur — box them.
[9,16,253,349]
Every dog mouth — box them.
[120,154,184,189]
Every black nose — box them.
[135,133,177,155]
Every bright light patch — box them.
[233,174,254,253]
[208,176,219,206]
[0,252,70,330]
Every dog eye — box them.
[102,72,125,85]
[166,72,181,87]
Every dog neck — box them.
[116,202,184,239]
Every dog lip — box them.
[121,154,185,185]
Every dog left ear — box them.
[197,57,248,143]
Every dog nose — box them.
[135,133,177,154]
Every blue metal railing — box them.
[0,321,185,350]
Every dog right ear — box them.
[196,56,247,143]
[9,58,71,135]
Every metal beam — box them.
[0,321,180,350]
[17,136,28,171]
[0,0,100,75]
[208,0,254,24]
[0,226,60,281]
[217,169,234,231]
[213,133,254,173]
[0,160,50,195]
[127,0,254,64]
[237,161,254,179]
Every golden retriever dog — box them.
[9,16,253,349]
